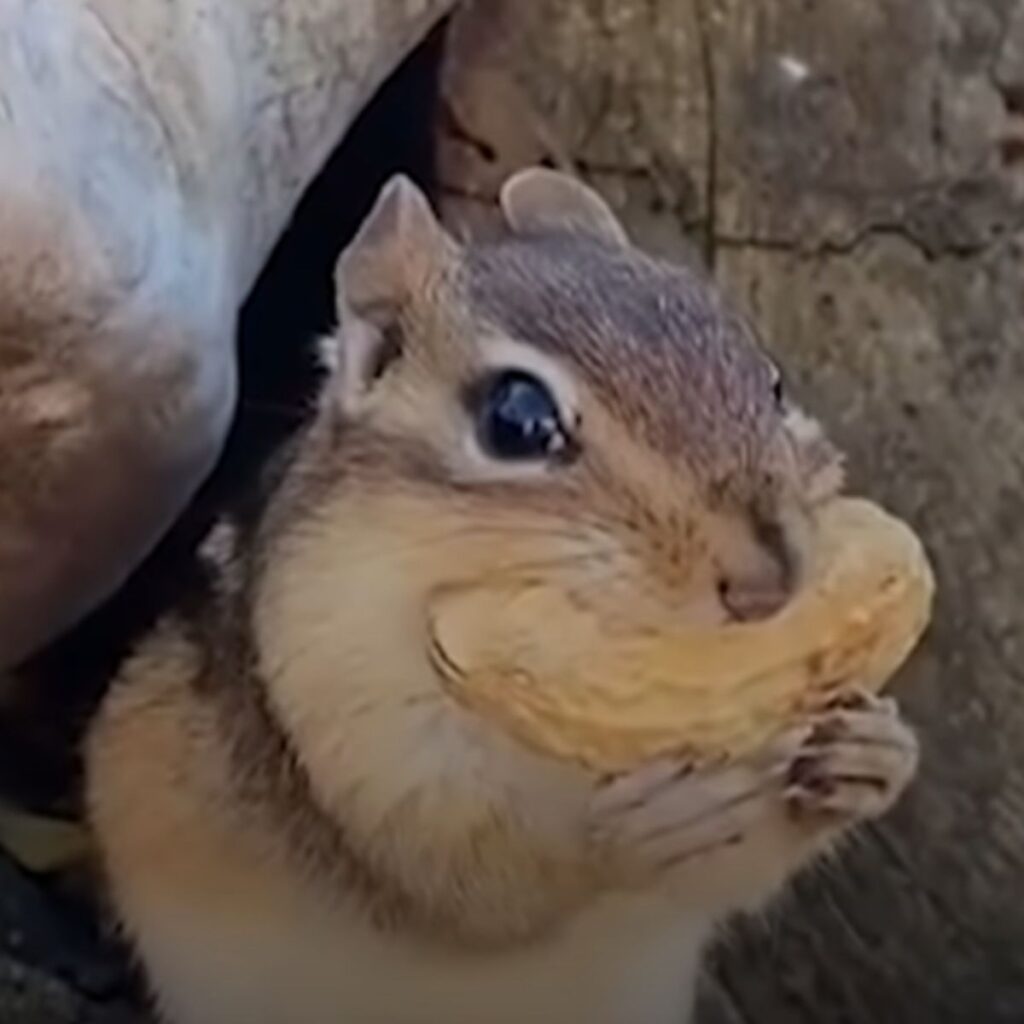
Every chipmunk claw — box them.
[783,692,918,822]
[587,692,917,881]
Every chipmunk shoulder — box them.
[86,169,918,1024]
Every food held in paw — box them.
[429,497,935,773]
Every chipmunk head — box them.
[250,170,845,821]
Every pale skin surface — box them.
[0,0,455,668]
[86,172,921,1024]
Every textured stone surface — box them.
[0,852,142,1022]
[439,1,1024,1020]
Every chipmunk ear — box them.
[332,176,454,417]
[500,168,629,246]
[336,174,455,315]
[322,316,405,421]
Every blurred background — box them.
[2,1,1023,1021]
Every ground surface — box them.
[4,0,1024,1021]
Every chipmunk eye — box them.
[770,366,785,408]
[474,370,572,462]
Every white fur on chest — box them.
[136,888,707,1024]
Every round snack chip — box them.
[428,498,935,773]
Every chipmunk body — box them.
[86,170,919,1024]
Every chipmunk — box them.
[84,169,919,1024]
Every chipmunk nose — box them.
[718,573,789,622]
[717,514,797,623]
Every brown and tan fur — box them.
[86,170,918,1024]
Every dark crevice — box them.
[1001,82,1024,116]
[693,0,720,272]
[714,221,995,263]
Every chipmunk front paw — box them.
[585,692,918,889]
[586,732,802,878]
[783,691,919,824]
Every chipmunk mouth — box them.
[425,499,935,775]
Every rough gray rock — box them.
[0,0,456,670]
[0,852,143,1022]
[439,1,1024,1020]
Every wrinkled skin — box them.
[0,0,456,668]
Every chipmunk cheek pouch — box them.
[427,496,934,775]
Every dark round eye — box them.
[770,367,785,407]
[474,370,570,461]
